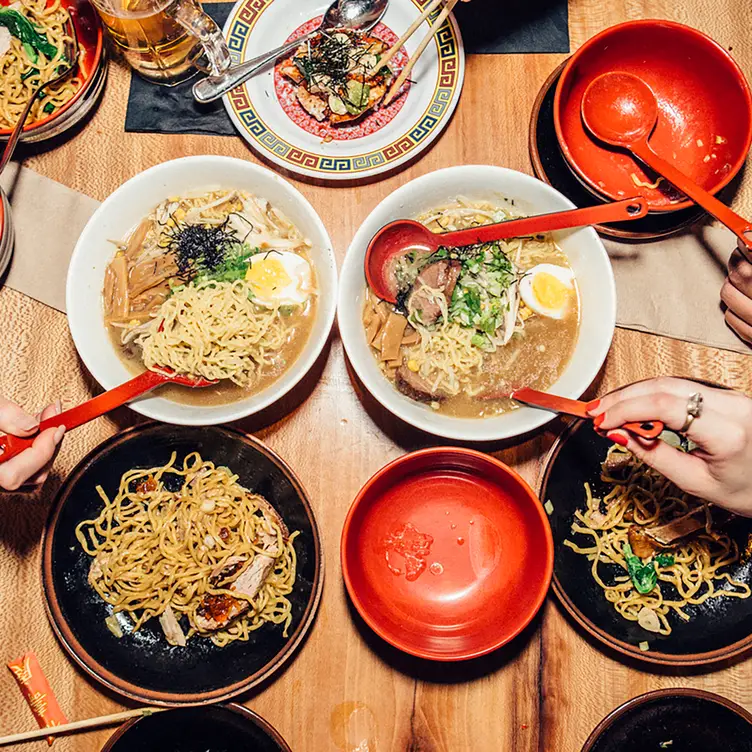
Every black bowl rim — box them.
[99,702,293,752]
[41,422,324,706]
[580,687,752,752]
[541,419,752,667]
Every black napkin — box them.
[454,0,569,54]
[124,0,570,137]
[124,2,236,136]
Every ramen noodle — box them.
[564,445,751,635]
[363,197,581,418]
[103,189,317,405]
[0,0,83,129]
[76,452,299,648]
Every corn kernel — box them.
[407,359,419,372]
[173,208,186,221]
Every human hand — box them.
[0,398,65,491]
[587,377,752,516]
[720,231,752,345]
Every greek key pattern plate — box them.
[222,0,464,180]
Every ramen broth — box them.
[102,189,318,405]
[107,296,317,406]
[364,198,581,419]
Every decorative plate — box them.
[222,0,465,180]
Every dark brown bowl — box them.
[581,688,752,751]
[42,423,323,705]
[101,703,292,751]
[529,61,704,241]
[541,420,752,667]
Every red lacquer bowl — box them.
[554,20,752,212]
[341,448,553,661]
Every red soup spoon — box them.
[0,369,215,462]
[582,71,752,260]
[365,197,649,303]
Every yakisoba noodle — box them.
[136,280,289,387]
[564,446,750,635]
[0,0,82,129]
[76,452,299,647]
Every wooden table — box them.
[2,0,752,749]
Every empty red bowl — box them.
[554,20,752,212]
[341,448,553,661]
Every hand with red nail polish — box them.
[0,397,65,491]
[587,377,752,516]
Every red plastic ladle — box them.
[582,71,752,260]
[365,197,649,303]
[0,369,215,463]
[511,387,664,440]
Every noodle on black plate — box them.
[76,452,299,648]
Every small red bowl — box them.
[341,448,553,661]
[554,20,752,212]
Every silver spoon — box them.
[192,0,389,104]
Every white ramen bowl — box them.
[67,156,337,426]
[338,165,616,442]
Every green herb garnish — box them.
[0,8,57,63]
[623,543,658,594]
[655,553,675,567]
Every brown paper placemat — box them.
[0,164,749,355]
[607,223,749,354]
[0,164,99,313]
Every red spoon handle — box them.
[438,197,649,247]
[632,140,752,259]
[510,388,664,440]
[0,371,169,463]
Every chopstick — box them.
[383,0,461,106]
[374,0,445,73]
[0,707,168,746]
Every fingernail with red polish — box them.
[585,399,601,413]
[593,413,605,428]
[607,431,628,447]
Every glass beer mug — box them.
[89,0,231,85]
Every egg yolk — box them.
[531,272,571,311]
[245,258,292,299]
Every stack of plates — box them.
[0,188,13,279]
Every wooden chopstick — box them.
[383,0,461,106]
[374,0,445,74]
[0,707,168,746]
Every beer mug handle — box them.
[171,0,231,75]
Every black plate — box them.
[529,61,704,240]
[42,424,323,705]
[582,689,752,752]
[541,420,752,666]
[102,703,292,751]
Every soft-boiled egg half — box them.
[519,264,575,320]
[245,251,313,308]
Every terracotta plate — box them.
[102,703,292,751]
[342,448,553,661]
[542,420,752,667]
[582,689,752,752]
[42,424,323,705]
[554,20,752,212]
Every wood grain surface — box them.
[1,0,752,750]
